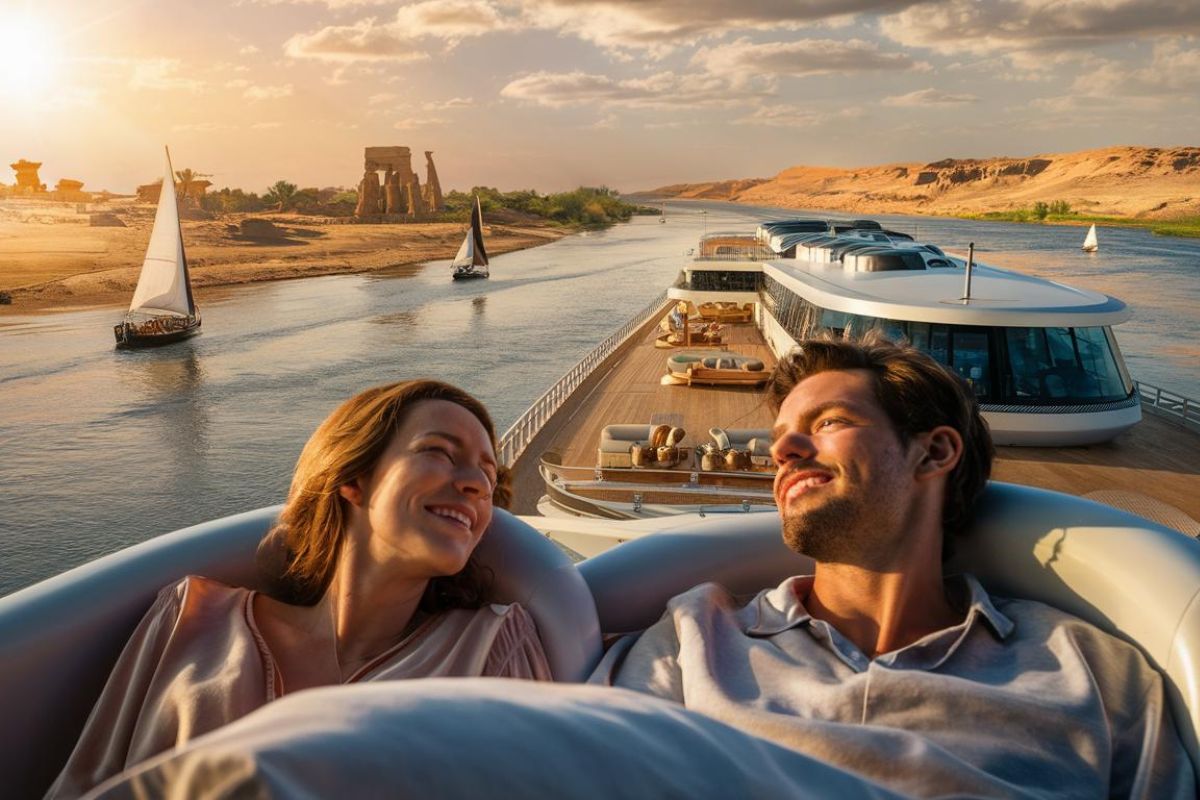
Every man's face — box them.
[770,368,919,566]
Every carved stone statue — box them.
[355,169,381,218]
[385,170,404,215]
[424,151,443,212]
[406,173,426,217]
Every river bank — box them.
[0,200,568,313]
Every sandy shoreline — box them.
[0,201,569,314]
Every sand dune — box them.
[0,201,566,313]
[646,145,1200,219]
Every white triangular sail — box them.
[1081,224,1098,253]
[128,148,194,317]
[451,195,489,274]
[451,225,475,269]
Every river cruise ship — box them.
[505,219,1199,555]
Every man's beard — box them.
[781,494,864,563]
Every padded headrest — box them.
[0,508,599,798]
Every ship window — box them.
[1001,326,1130,404]
[950,330,991,399]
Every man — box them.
[598,334,1194,798]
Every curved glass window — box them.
[761,277,1133,406]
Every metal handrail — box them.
[1134,380,1200,433]
[497,290,669,466]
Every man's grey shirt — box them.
[594,574,1194,799]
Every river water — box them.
[2,200,1198,595]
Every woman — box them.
[49,380,550,798]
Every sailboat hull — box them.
[114,317,202,349]
[451,271,489,281]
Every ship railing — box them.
[1135,381,1200,434]
[498,290,669,467]
[693,247,777,262]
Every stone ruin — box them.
[4,159,92,202]
[354,146,445,219]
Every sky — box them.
[1,0,1198,194]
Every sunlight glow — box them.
[0,12,60,99]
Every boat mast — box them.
[168,147,198,317]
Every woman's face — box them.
[347,399,498,579]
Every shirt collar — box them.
[743,573,1013,641]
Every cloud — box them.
[42,86,101,111]
[246,0,391,7]
[251,121,284,129]
[286,0,505,61]
[393,0,505,39]
[733,105,864,127]
[225,79,252,89]
[243,83,294,100]
[694,37,916,82]
[521,0,919,53]
[171,122,237,132]
[1070,38,1200,98]
[394,115,449,129]
[500,70,763,108]
[285,18,429,61]
[423,96,474,110]
[881,0,1200,58]
[369,91,398,105]
[239,44,260,55]
[882,88,978,106]
[129,59,206,92]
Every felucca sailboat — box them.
[451,194,490,280]
[113,148,201,348]
[1081,224,1099,253]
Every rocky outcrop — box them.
[645,146,1200,219]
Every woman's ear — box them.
[915,426,963,481]
[338,479,365,507]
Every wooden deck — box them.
[508,317,776,513]
[510,313,1200,530]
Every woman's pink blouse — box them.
[47,575,552,798]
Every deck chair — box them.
[579,481,1200,776]
[0,508,601,799]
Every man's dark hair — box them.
[767,332,994,558]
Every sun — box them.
[0,12,60,99]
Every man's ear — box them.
[914,426,963,481]
[338,479,365,507]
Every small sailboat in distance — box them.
[113,147,201,348]
[451,194,489,280]
[1081,224,1099,253]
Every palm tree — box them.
[263,180,299,211]
[174,168,211,207]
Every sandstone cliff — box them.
[646,146,1200,219]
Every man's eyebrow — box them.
[771,401,866,439]
[417,431,498,466]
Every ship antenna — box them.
[962,242,975,303]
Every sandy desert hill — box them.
[647,146,1200,219]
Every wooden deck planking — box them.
[547,322,778,469]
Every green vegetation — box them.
[195,181,646,228]
[444,186,645,228]
[963,202,1200,239]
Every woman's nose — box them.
[454,463,491,496]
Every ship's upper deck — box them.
[761,259,1131,327]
